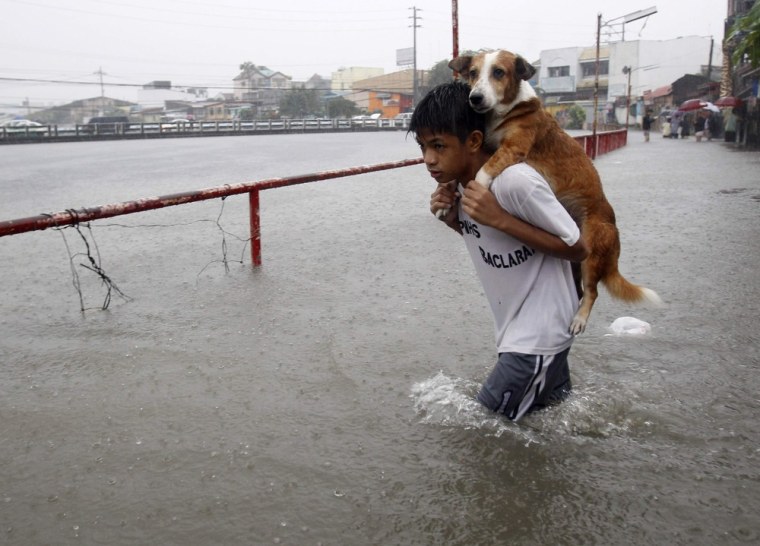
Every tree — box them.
[555,105,586,130]
[326,96,359,118]
[239,61,256,76]
[729,2,760,68]
[238,108,255,121]
[426,50,480,89]
[567,105,586,130]
[427,59,455,88]
[279,86,320,118]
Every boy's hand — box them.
[430,182,461,232]
[460,182,506,228]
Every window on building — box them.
[580,61,609,77]
[548,66,570,78]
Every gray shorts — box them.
[477,347,572,421]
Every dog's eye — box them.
[493,68,505,79]
[468,69,478,79]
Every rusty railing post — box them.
[249,189,261,267]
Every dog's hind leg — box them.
[570,257,602,335]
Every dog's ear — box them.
[515,56,536,81]
[449,56,472,75]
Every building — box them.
[538,36,721,126]
[233,64,293,117]
[722,0,759,146]
[136,81,207,110]
[33,96,135,125]
[348,69,428,117]
[724,0,758,102]
[331,67,384,92]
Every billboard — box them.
[397,47,414,67]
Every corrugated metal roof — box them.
[645,85,672,98]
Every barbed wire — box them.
[46,212,132,312]
[45,197,252,312]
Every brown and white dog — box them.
[449,49,661,334]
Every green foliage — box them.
[729,2,760,68]
[566,105,587,130]
[418,51,480,98]
[238,108,254,121]
[279,86,321,118]
[427,59,455,88]
[239,61,255,75]
[326,96,359,118]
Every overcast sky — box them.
[1,0,727,109]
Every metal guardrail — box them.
[0,158,424,266]
[0,130,627,266]
[0,118,412,143]
[573,128,627,158]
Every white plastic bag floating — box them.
[606,316,651,336]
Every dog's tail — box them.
[603,270,663,306]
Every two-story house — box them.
[233,64,292,117]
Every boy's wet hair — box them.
[409,80,486,143]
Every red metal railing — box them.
[573,129,627,157]
[0,158,423,266]
[0,130,627,266]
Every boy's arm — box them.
[461,182,588,262]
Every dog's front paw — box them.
[569,314,587,336]
[435,206,451,220]
[474,168,494,188]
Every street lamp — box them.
[622,65,632,128]
[622,64,658,129]
[592,7,657,157]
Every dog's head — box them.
[449,50,536,114]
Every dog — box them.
[449,49,661,334]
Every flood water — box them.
[1,132,759,545]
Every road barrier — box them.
[0,131,626,266]
[0,159,424,266]
[574,128,627,158]
[0,118,411,144]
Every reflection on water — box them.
[1,134,759,545]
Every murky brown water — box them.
[1,133,759,545]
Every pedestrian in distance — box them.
[670,114,681,139]
[679,116,690,139]
[724,108,737,143]
[695,113,707,142]
[642,110,653,142]
[409,81,589,421]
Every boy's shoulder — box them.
[499,161,542,179]
[493,162,548,194]
[491,161,559,215]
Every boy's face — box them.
[415,130,471,185]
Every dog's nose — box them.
[470,93,484,106]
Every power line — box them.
[7,0,409,31]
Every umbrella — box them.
[702,102,720,113]
[715,96,743,108]
[678,98,706,112]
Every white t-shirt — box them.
[458,162,580,355]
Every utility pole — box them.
[451,0,459,64]
[592,13,601,159]
[409,6,422,107]
[622,66,632,128]
[95,66,106,99]
[94,66,106,116]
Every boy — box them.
[410,82,588,421]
